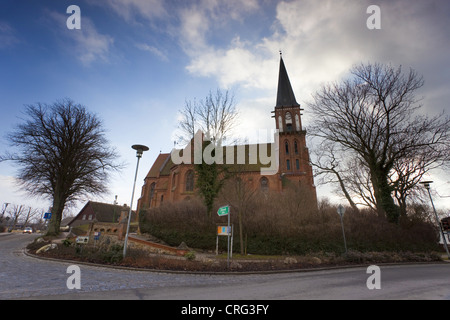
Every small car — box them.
[23,227,33,234]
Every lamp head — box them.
[420,180,433,189]
[132,144,149,158]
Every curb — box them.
[23,248,448,276]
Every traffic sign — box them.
[217,205,230,216]
[44,212,52,220]
[337,205,345,217]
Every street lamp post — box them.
[420,181,450,259]
[123,144,149,258]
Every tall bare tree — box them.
[309,62,449,223]
[177,89,239,216]
[177,89,238,144]
[1,99,121,235]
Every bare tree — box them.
[220,165,257,255]
[6,204,26,230]
[309,62,450,223]
[311,141,359,211]
[1,99,122,235]
[177,89,239,217]
[177,89,238,144]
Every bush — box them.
[139,190,441,255]
[185,251,196,261]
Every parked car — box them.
[23,227,33,234]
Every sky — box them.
[0,0,449,216]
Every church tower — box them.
[272,55,315,192]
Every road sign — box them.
[217,226,232,236]
[94,232,101,241]
[44,212,52,220]
[217,205,230,216]
[337,205,347,254]
[76,236,89,244]
[337,205,345,217]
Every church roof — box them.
[145,153,170,178]
[276,56,300,108]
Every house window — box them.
[287,159,291,170]
[185,170,194,192]
[296,159,300,170]
[260,177,269,192]
[88,214,93,220]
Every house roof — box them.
[68,201,135,226]
[276,56,300,108]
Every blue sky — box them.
[1,0,449,215]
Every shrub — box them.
[185,251,196,261]
[139,191,441,255]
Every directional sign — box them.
[217,205,230,216]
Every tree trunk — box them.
[370,167,400,224]
[46,191,65,236]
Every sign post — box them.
[337,204,347,254]
[217,205,232,268]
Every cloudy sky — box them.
[0,0,449,215]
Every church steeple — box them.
[276,54,299,108]
[273,54,303,133]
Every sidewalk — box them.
[0,232,13,237]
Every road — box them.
[1,233,449,301]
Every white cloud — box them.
[100,0,167,23]
[0,21,19,49]
[47,10,114,66]
[0,175,49,212]
[135,43,168,61]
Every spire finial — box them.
[279,50,282,58]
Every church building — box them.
[136,56,317,213]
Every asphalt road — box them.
[1,233,449,301]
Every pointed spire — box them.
[276,55,300,108]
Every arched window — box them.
[171,173,177,191]
[278,116,283,132]
[285,141,289,155]
[260,177,269,192]
[285,112,292,132]
[149,182,155,200]
[185,170,194,192]
[295,114,300,131]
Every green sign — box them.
[217,205,230,216]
